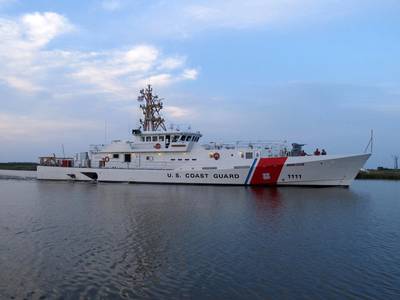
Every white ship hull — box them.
[37,153,370,187]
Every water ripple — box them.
[0,180,400,299]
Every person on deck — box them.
[314,148,321,156]
[321,149,327,155]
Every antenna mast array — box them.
[393,155,399,169]
[137,85,166,132]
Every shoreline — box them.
[0,162,38,171]
[356,169,400,180]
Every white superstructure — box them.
[37,85,370,186]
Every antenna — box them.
[61,144,65,158]
[393,155,399,169]
[137,85,166,132]
[364,129,374,154]
[104,120,107,144]
[371,129,373,153]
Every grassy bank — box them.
[0,162,38,171]
[357,169,400,180]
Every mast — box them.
[137,85,166,132]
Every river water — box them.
[0,179,399,299]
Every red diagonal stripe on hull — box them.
[250,157,288,185]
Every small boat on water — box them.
[37,85,370,186]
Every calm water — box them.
[0,179,399,299]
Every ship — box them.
[37,85,370,186]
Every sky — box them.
[0,0,399,167]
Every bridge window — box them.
[159,136,165,142]
[141,137,145,142]
[146,136,151,142]
[186,136,192,141]
[180,135,186,141]
[152,136,158,142]
[172,135,179,142]
[245,152,253,159]
[124,154,131,162]
[113,154,119,159]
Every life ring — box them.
[213,152,220,160]
[104,156,110,162]
[154,143,161,149]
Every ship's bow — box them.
[278,153,371,186]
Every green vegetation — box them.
[357,168,400,180]
[0,162,38,171]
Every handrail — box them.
[202,140,288,150]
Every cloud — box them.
[21,12,73,47]
[0,12,74,93]
[159,57,186,70]
[181,69,198,80]
[1,76,43,93]
[69,45,197,98]
[135,67,198,88]
[0,113,98,142]
[164,106,192,118]
[133,0,369,38]
[101,0,123,11]
[137,73,173,87]
[124,45,158,68]
[183,0,339,29]
[0,13,197,98]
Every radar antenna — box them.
[137,85,166,131]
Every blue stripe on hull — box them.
[245,159,257,185]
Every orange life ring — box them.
[213,152,220,160]
[154,143,161,149]
[104,156,110,162]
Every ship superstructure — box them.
[38,85,370,186]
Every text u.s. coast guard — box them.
[167,173,240,179]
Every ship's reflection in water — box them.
[249,186,282,208]
[0,180,399,299]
